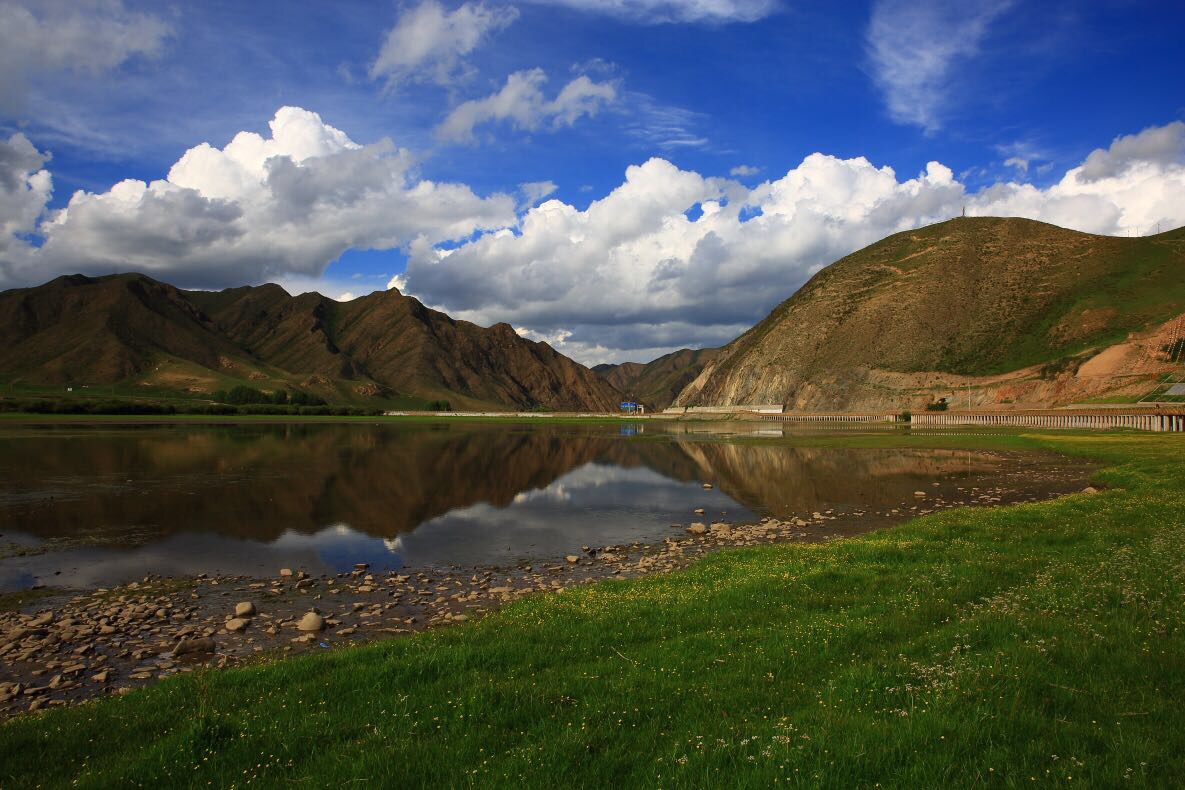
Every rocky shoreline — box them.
[0,465,1097,719]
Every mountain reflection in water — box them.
[0,422,1024,589]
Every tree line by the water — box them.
[211,385,327,407]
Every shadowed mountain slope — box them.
[0,274,622,411]
[0,274,252,385]
[594,348,719,410]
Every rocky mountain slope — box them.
[0,273,621,411]
[593,347,719,410]
[677,217,1185,411]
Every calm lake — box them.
[0,421,1088,591]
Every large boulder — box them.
[298,612,325,632]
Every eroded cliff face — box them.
[676,217,1185,411]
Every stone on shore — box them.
[686,523,707,535]
[225,618,249,632]
[173,636,216,656]
[279,568,293,577]
[298,612,325,632]
[28,612,54,628]
[234,602,256,618]
[565,555,580,564]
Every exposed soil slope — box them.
[678,217,1185,410]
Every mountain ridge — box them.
[594,347,719,410]
[0,273,621,411]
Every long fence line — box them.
[757,410,1185,432]
[910,410,1185,432]
[757,412,902,424]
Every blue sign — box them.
[620,401,636,409]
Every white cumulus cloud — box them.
[1078,121,1185,182]
[0,133,52,281]
[369,0,518,87]
[0,0,170,115]
[437,68,618,143]
[2,107,516,288]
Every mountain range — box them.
[2,217,1182,412]
[0,273,619,411]
[593,348,719,411]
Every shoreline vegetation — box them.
[0,391,638,421]
[0,397,387,419]
[1,430,1183,785]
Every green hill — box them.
[678,217,1185,410]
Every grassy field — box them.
[0,377,436,414]
[1,430,1183,787]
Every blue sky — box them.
[1,0,1184,363]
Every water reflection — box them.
[0,422,1031,589]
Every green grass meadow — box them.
[1,430,1183,787]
